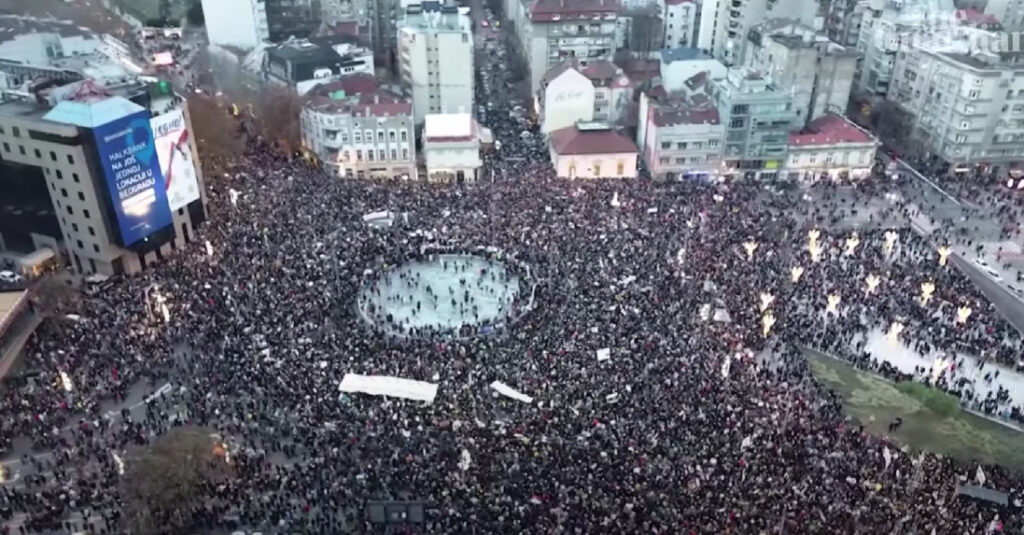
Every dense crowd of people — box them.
[0,137,1019,533]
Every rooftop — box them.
[424,113,478,142]
[955,8,1000,28]
[550,124,637,155]
[540,59,621,88]
[660,47,710,64]
[0,15,93,45]
[305,88,412,117]
[42,95,144,128]
[788,114,875,147]
[305,73,378,98]
[529,0,620,22]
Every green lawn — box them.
[804,349,1024,472]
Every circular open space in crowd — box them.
[358,251,527,339]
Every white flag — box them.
[721,354,732,379]
[883,446,892,470]
[976,465,987,486]
[459,449,472,471]
[740,436,753,450]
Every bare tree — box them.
[30,275,81,316]
[187,95,244,176]
[252,85,304,155]
[120,427,235,535]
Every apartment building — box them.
[0,81,208,276]
[535,59,635,133]
[659,48,727,91]
[854,0,955,96]
[398,3,474,124]
[663,0,700,49]
[636,75,725,180]
[986,0,1024,30]
[745,21,859,125]
[263,37,374,95]
[889,47,1024,173]
[201,0,270,50]
[506,0,620,93]
[300,77,418,179]
[423,113,484,182]
[697,0,820,66]
[710,67,799,179]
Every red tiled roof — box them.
[529,0,619,22]
[306,88,411,116]
[788,114,873,147]
[306,73,378,98]
[550,125,637,155]
[580,60,618,81]
[652,103,719,127]
[956,8,999,27]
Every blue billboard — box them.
[92,110,173,246]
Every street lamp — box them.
[887,321,904,342]
[920,281,935,306]
[883,230,899,255]
[937,245,952,267]
[845,233,860,256]
[826,293,841,315]
[743,240,758,261]
[865,273,881,294]
[762,311,775,337]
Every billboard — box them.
[151,110,201,211]
[92,110,173,246]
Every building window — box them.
[676,142,687,149]
[368,150,374,161]
[378,149,385,161]
[88,226,95,236]
[34,148,41,158]
[67,206,73,215]
[593,163,601,176]
[391,149,397,160]
[76,240,83,250]
[402,149,409,160]
[377,130,384,142]
[61,188,68,197]
[356,150,363,161]
[56,170,63,179]
[389,131,396,142]
[72,173,79,183]
[401,130,408,142]
[18,145,25,155]
[354,131,362,143]
[78,192,85,201]
[661,142,671,149]
[67,154,73,164]
[11,126,19,137]
[93,244,100,253]
[72,223,79,232]
[49,151,56,161]
[2,142,8,152]
[83,209,90,219]
[616,161,624,174]
[709,139,719,147]
[729,119,744,128]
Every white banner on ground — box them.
[596,348,611,362]
[339,374,438,403]
[490,381,533,404]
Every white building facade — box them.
[506,0,620,93]
[549,123,639,178]
[536,65,596,134]
[786,114,879,180]
[423,113,483,182]
[398,4,474,124]
[637,91,725,179]
[662,0,699,49]
[745,22,859,125]
[201,0,270,50]
[889,46,1024,173]
[698,0,821,66]
[301,88,418,179]
[659,48,727,92]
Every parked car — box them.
[0,270,23,284]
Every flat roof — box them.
[424,113,475,142]
[0,290,28,337]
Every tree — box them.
[187,95,244,176]
[120,427,235,535]
[30,275,81,316]
[186,0,205,26]
[251,86,304,156]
